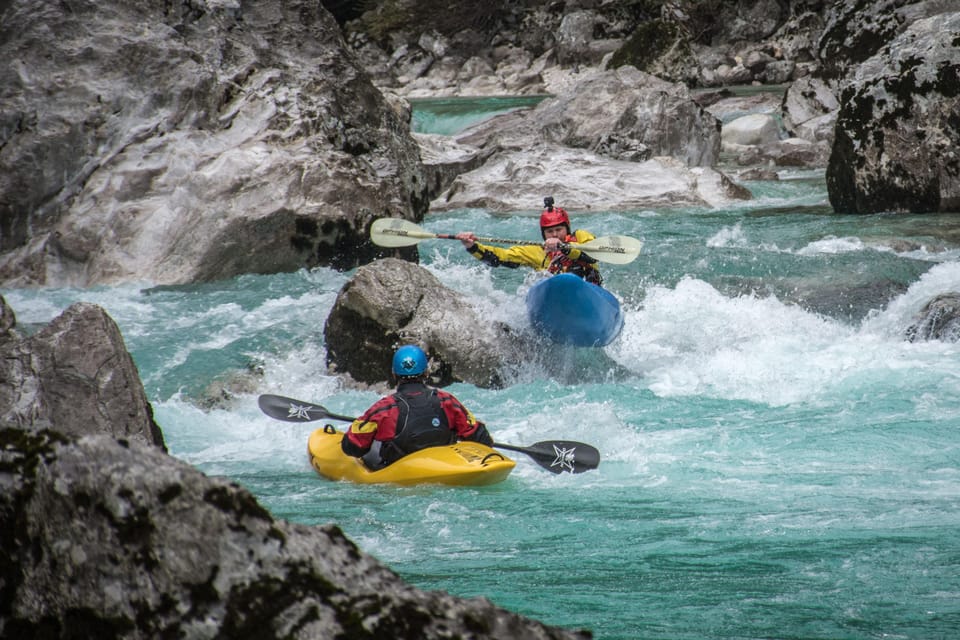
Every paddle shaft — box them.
[257,394,599,474]
[387,228,542,247]
[370,218,641,264]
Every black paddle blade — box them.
[495,440,600,474]
[257,394,355,423]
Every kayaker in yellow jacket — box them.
[455,197,603,286]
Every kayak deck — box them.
[526,273,624,347]
[307,426,516,486]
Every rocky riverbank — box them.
[2,0,957,288]
[0,294,590,639]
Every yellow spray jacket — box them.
[466,229,602,283]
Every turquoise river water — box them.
[6,101,960,640]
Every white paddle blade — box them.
[576,235,643,264]
[370,218,437,247]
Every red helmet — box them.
[540,208,570,237]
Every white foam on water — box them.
[609,274,960,407]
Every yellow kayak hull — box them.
[307,426,516,486]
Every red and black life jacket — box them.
[546,233,603,286]
[379,384,454,465]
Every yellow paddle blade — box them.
[370,218,437,247]
[575,235,643,264]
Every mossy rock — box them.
[607,18,682,71]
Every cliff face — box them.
[0,0,428,287]
[2,0,955,292]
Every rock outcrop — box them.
[0,0,428,287]
[344,1,959,214]
[0,296,164,449]
[342,1,827,94]
[827,12,960,213]
[324,258,533,388]
[0,428,589,639]
[5,0,954,292]
[420,66,751,212]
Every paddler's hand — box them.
[456,231,477,248]
[543,237,569,254]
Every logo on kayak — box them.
[551,445,577,472]
[287,403,315,420]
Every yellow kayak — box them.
[307,425,516,486]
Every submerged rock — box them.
[906,292,960,342]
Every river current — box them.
[7,99,960,639]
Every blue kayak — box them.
[526,273,624,347]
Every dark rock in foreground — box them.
[0,297,589,638]
[0,429,590,639]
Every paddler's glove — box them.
[559,243,585,260]
[468,423,494,447]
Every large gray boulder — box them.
[324,258,533,388]
[827,12,960,213]
[0,0,428,287]
[781,76,839,144]
[0,297,164,449]
[0,428,590,639]
[422,66,750,212]
[431,145,750,212]
[532,66,721,168]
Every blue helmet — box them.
[392,345,428,377]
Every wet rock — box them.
[0,297,164,449]
[324,258,532,388]
[0,428,590,639]
[906,292,960,342]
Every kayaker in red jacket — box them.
[341,345,494,468]
[455,196,603,286]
